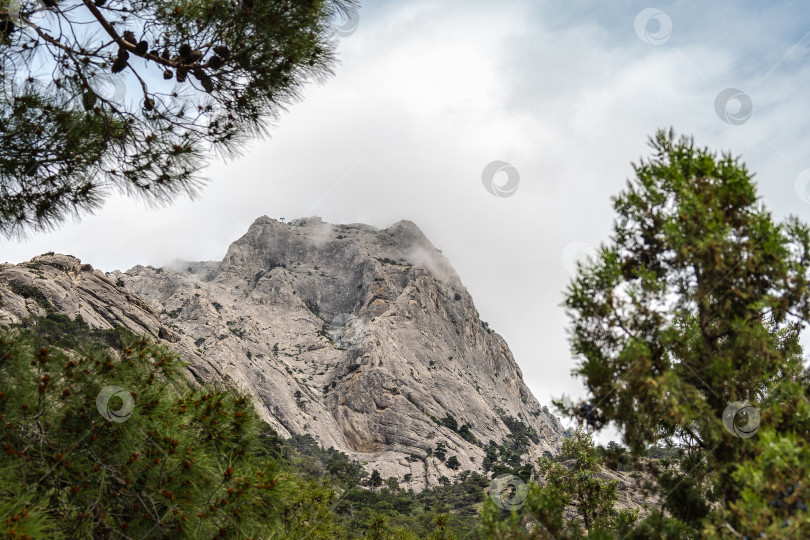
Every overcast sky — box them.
[3,0,810,443]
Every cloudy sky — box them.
[3,0,810,441]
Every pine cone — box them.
[208,55,224,69]
[213,45,231,59]
[200,75,214,93]
[134,40,148,56]
[111,56,127,73]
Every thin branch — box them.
[680,425,707,450]
[80,0,211,71]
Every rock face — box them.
[0,216,565,490]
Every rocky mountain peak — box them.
[0,217,565,491]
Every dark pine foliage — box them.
[0,0,358,237]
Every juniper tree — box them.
[0,0,358,237]
[537,429,622,533]
[479,429,649,539]
[557,129,810,536]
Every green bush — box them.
[9,281,53,311]
[0,326,337,538]
[19,313,137,351]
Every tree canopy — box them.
[0,0,357,237]
[0,321,341,538]
[557,129,810,537]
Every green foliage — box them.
[0,315,620,539]
[457,423,479,445]
[497,409,540,447]
[620,511,695,539]
[595,441,631,472]
[8,281,53,310]
[479,430,691,540]
[537,429,624,533]
[20,312,137,351]
[0,325,337,538]
[706,397,810,538]
[482,438,533,482]
[442,413,459,432]
[229,327,245,338]
[369,469,384,488]
[0,0,359,237]
[656,451,712,525]
[481,412,538,482]
[272,434,490,540]
[434,441,448,462]
[557,129,810,536]
[560,128,808,445]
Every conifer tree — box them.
[0,323,338,538]
[0,0,358,237]
[558,129,810,536]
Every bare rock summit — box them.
[0,217,565,490]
